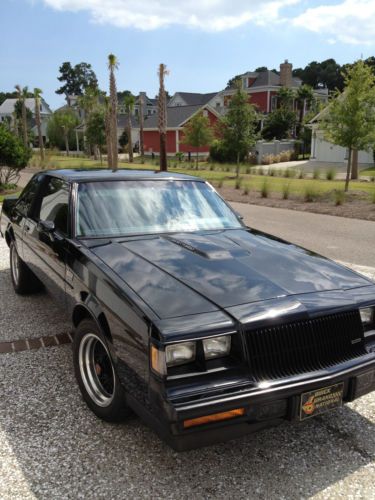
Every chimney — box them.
[280,60,293,87]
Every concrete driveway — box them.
[0,209,374,499]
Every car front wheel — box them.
[10,240,42,295]
[73,319,131,422]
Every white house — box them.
[0,97,52,142]
[309,104,373,166]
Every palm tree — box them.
[124,94,135,163]
[297,84,314,124]
[277,86,295,110]
[104,97,113,169]
[15,85,29,147]
[138,93,145,163]
[108,54,119,171]
[158,64,169,171]
[33,88,45,161]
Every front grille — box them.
[246,310,366,381]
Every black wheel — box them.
[10,240,42,295]
[73,318,131,422]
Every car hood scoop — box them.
[90,229,371,317]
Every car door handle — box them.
[25,225,31,232]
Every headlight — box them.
[203,335,231,360]
[360,307,374,325]
[166,341,196,367]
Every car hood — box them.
[89,229,372,319]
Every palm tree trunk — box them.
[158,63,168,172]
[35,97,45,161]
[139,95,145,163]
[127,114,133,163]
[109,68,118,171]
[22,100,28,147]
[351,148,358,179]
[105,110,112,169]
[345,147,352,192]
[64,131,70,156]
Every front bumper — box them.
[142,354,375,451]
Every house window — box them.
[148,110,151,115]
[271,95,278,111]
[203,110,208,117]
[216,102,220,108]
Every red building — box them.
[143,105,220,156]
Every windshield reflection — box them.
[76,180,242,237]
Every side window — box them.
[16,174,44,216]
[37,178,70,235]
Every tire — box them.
[10,240,43,295]
[73,318,131,422]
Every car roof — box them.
[40,168,204,183]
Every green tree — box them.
[56,62,98,96]
[321,61,375,190]
[220,84,258,177]
[86,109,106,164]
[48,109,79,156]
[108,54,119,170]
[226,74,244,89]
[124,93,135,163]
[182,112,214,168]
[262,108,297,140]
[0,124,31,185]
[33,88,45,161]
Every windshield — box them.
[76,180,242,237]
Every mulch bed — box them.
[218,186,375,221]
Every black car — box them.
[1,169,375,450]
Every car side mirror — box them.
[37,219,55,233]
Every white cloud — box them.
[292,0,375,45]
[41,0,300,31]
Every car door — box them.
[22,176,70,305]
[11,174,45,260]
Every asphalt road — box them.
[231,202,375,270]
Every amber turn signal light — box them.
[183,408,245,429]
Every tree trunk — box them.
[105,110,112,169]
[139,97,145,163]
[22,101,28,147]
[35,97,45,161]
[109,68,118,171]
[99,147,103,166]
[128,114,133,163]
[236,152,240,178]
[64,132,70,156]
[345,147,352,192]
[351,149,358,179]
[160,133,167,171]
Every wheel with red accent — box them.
[73,319,131,422]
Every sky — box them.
[1,0,375,110]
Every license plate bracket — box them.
[300,382,344,421]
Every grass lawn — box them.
[360,166,375,176]
[22,153,375,201]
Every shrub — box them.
[0,124,32,185]
[243,184,250,195]
[304,185,319,202]
[247,151,257,164]
[218,179,224,188]
[235,177,243,189]
[261,154,273,165]
[370,176,375,182]
[209,139,237,163]
[326,168,337,181]
[313,168,320,180]
[282,183,290,200]
[298,170,305,179]
[258,166,265,176]
[279,150,293,162]
[246,166,251,174]
[261,179,269,198]
[175,152,184,162]
[269,168,276,177]
[372,190,375,203]
[209,164,215,171]
[334,190,345,206]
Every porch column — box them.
[175,130,179,153]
